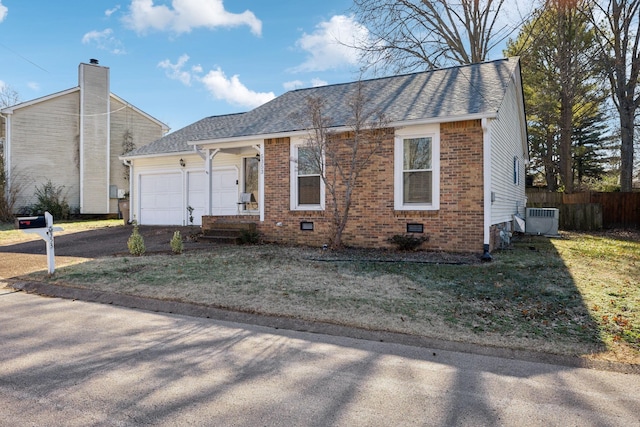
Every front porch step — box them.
[203,229,249,238]
[200,220,257,244]
[199,235,243,244]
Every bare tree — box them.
[298,85,390,249]
[1,84,24,221]
[585,0,640,192]
[0,84,20,107]
[351,0,529,72]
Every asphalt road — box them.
[1,287,638,427]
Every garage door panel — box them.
[187,171,205,226]
[140,173,182,225]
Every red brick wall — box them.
[250,120,486,253]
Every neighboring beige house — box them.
[0,60,169,215]
[123,58,528,255]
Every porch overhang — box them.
[195,139,265,223]
[187,130,307,150]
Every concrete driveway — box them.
[1,288,639,426]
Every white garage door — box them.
[140,173,183,225]
[212,167,238,215]
[187,171,206,226]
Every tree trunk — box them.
[619,107,635,192]
[560,100,574,193]
[544,131,558,191]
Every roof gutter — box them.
[186,112,499,148]
[119,149,200,161]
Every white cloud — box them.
[82,28,126,54]
[291,15,369,73]
[27,82,40,91]
[158,54,196,85]
[283,78,328,91]
[159,55,274,108]
[0,1,8,22]
[123,0,261,36]
[283,80,304,91]
[201,67,275,108]
[105,5,120,18]
[311,78,328,87]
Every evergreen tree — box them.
[506,1,609,191]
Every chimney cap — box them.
[89,58,99,65]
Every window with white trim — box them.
[290,143,324,210]
[394,131,439,210]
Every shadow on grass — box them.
[347,234,608,358]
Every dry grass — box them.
[0,219,122,245]
[24,230,640,365]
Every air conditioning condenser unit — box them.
[525,208,559,236]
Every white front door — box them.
[211,167,238,215]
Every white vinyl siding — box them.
[7,92,81,211]
[80,63,110,214]
[489,80,528,223]
[109,96,167,213]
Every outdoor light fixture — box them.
[179,158,185,167]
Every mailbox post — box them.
[17,212,63,275]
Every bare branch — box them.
[351,0,530,73]
[296,84,391,249]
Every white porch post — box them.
[205,148,220,216]
[205,148,211,216]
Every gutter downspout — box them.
[123,159,133,223]
[481,118,493,262]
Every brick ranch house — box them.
[122,57,528,254]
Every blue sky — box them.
[0,0,370,132]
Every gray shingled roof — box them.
[125,58,519,157]
[125,113,245,156]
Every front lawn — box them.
[22,229,639,364]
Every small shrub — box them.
[388,234,429,251]
[127,223,146,256]
[170,230,184,254]
[30,180,70,219]
[239,229,261,245]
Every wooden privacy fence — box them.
[526,190,640,230]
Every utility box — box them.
[526,208,559,235]
[16,215,47,229]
